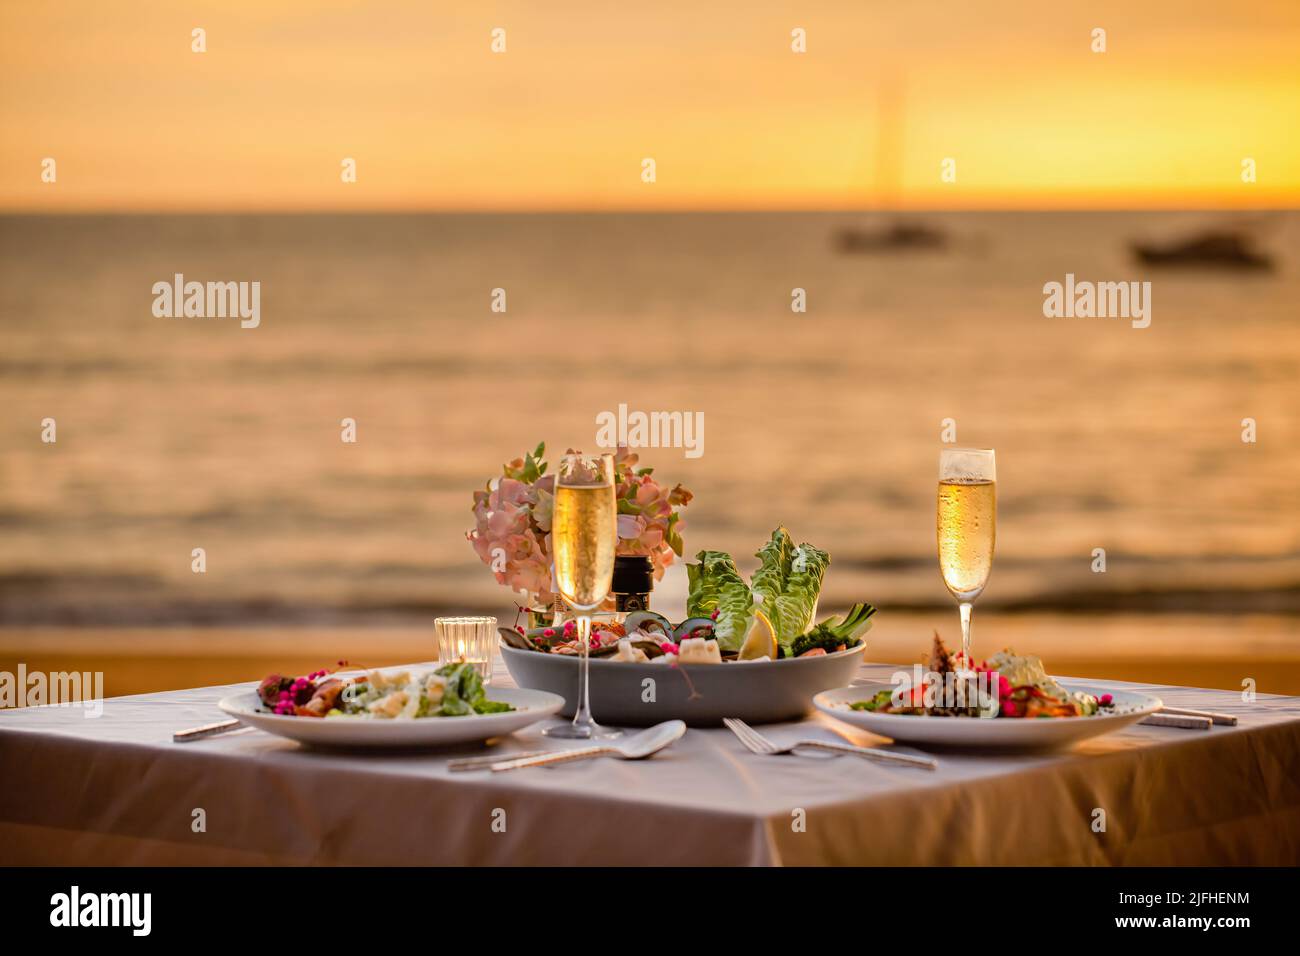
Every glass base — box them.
[543,720,622,740]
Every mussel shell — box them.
[622,611,674,638]
[672,617,717,642]
[630,639,666,659]
[498,626,537,651]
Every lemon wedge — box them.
[738,609,778,661]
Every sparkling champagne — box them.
[552,483,616,610]
[936,478,996,601]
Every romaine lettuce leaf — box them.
[688,529,832,654]
[751,527,794,638]
[774,540,828,647]
[434,662,477,715]
[751,527,829,650]
[686,550,754,651]
[433,661,514,715]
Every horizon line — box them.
[2,204,1297,217]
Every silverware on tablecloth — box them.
[447,750,553,771]
[173,718,247,742]
[1141,713,1212,730]
[486,720,686,772]
[1156,706,1237,726]
[723,717,937,770]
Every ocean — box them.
[1,210,1297,628]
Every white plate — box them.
[218,684,564,749]
[814,681,1161,750]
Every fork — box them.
[723,717,937,770]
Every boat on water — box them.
[835,73,949,256]
[1130,230,1274,271]
[835,220,947,253]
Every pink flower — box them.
[486,502,529,538]
[617,514,645,541]
[635,480,672,518]
[468,443,690,609]
[532,486,554,533]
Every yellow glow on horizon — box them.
[1,1,1297,211]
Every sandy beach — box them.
[3,612,1295,706]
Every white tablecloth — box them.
[2,661,1298,865]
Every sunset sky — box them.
[1,0,1297,211]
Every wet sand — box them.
[2,612,1296,704]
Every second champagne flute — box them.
[936,447,997,671]
[544,452,621,739]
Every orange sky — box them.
[1,0,1297,211]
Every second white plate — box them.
[815,681,1161,750]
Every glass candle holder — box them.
[434,616,499,684]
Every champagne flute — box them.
[544,452,621,739]
[936,448,996,671]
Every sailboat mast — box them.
[874,73,904,213]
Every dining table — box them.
[1,659,1298,866]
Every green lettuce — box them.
[750,527,794,635]
[790,603,876,657]
[686,550,754,651]
[435,662,476,716]
[752,527,829,650]
[434,661,513,715]
[688,528,832,654]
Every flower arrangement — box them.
[467,442,692,611]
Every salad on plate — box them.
[851,633,1118,719]
[257,661,514,719]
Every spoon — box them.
[488,720,687,771]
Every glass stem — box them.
[571,614,594,730]
[959,601,973,670]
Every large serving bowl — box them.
[501,642,866,726]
